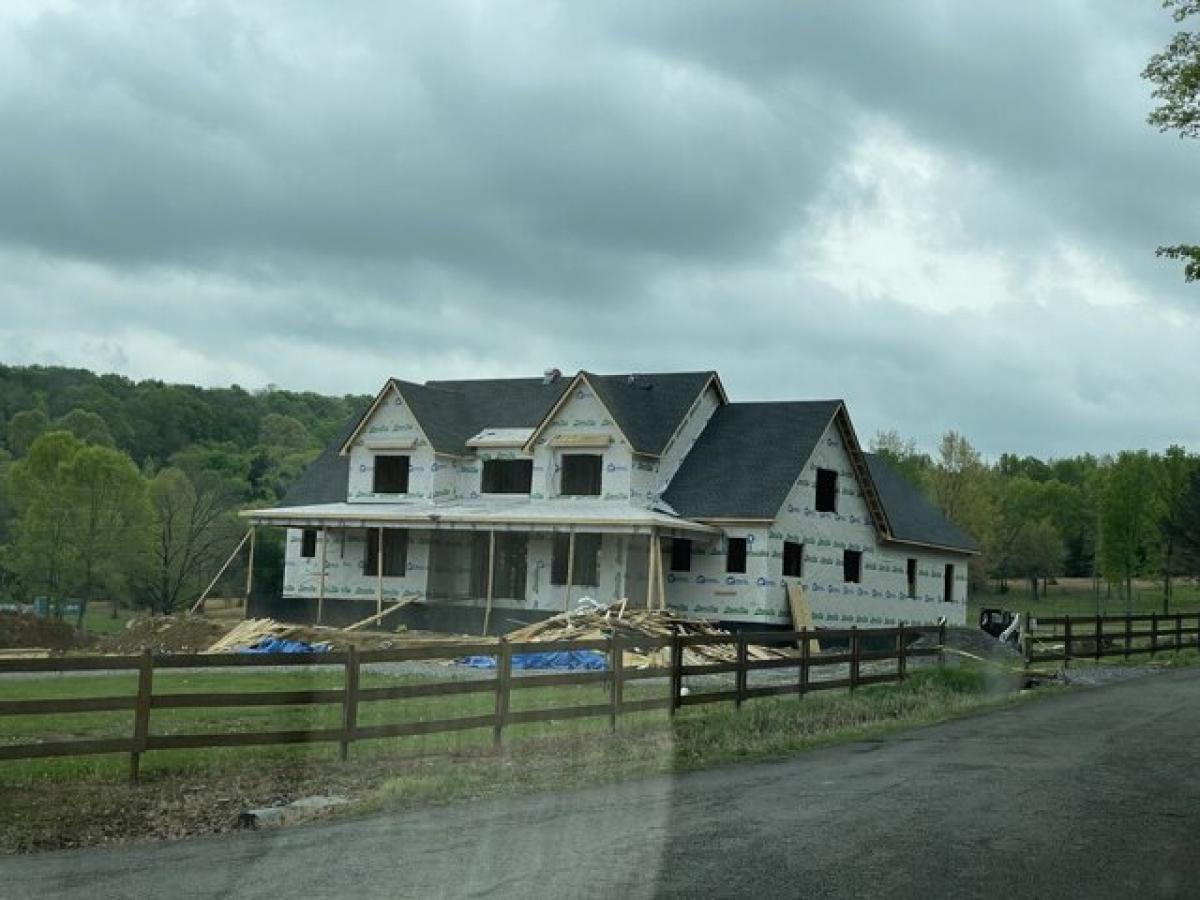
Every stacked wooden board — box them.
[506,602,795,666]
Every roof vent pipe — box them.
[543,368,561,384]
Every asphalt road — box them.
[7,669,1200,900]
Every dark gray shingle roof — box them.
[278,407,364,507]
[663,401,841,519]
[585,371,718,456]
[864,453,979,553]
[421,376,573,453]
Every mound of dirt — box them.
[0,612,91,651]
[97,616,228,654]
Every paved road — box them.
[8,669,1200,899]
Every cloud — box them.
[0,0,1197,459]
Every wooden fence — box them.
[0,624,945,780]
[1024,611,1200,664]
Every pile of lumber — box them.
[206,618,297,653]
[506,602,793,666]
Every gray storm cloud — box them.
[0,0,1196,458]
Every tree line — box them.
[0,364,1195,619]
[872,431,1200,611]
[0,365,368,621]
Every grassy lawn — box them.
[0,663,1028,852]
[0,666,672,784]
[970,577,1200,621]
[79,603,134,636]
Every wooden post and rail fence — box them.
[1023,610,1200,665]
[0,623,946,780]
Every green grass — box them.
[79,605,133,636]
[0,667,671,784]
[970,579,1200,621]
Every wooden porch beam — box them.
[317,527,328,625]
[482,530,496,636]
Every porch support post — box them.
[656,532,667,611]
[645,528,656,610]
[317,527,327,625]
[376,526,384,618]
[564,526,576,612]
[482,530,496,636]
[244,525,257,619]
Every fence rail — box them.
[1023,610,1200,664]
[0,623,946,779]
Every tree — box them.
[1156,445,1197,611]
[6,433,151,623]
[869,429,932,487]
[58,445,152,626]
[928,432,996,588]
[143,468,242,614]
[1144,0,1200,281]
[1009,519,1065,601]
[5,432,85,610]
[1174,467,1200,569]
[259,413,312,451]
[6,409,49,456]
[54,408,115,448]
[1100,451,1164,610]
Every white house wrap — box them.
[243,370,976,633]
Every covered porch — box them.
[241,500,718,635]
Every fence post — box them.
[129,649,153,783]
[1094,615,1102,661]
[1176,613,1183,654]
[339,644,359,762]
[1151,613,1158,659]
[1125,614,1132,660]
[1023,611,1033,665]
[938,620,947,668]
[897,624,907,682]
[609,635,623,733]
[850,627,860,691]
[799,628,810,698]
[669,633,683,717]
[735,633,747,710]
[1064,615,1072,667]
[493,638,511,748]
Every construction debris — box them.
[0,612,93,652]
[505,601,794,667]
[96,615,226,654]
[205,617,420,653]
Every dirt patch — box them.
[944,626,1022,661]
[0,613,91,651]
[95,616,228,654]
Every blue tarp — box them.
[240,637,329,654]
[459,650,608,671]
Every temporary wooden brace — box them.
[243,526,257,619]
[564,526,576,611]
[481,530,496,636]
[190,528,252,614]
[345,598,413,631]
[376,525,384,618]
[316,528,328,625]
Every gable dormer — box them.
[522,373,634,500]
[340,381,437,502]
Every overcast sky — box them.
[0,1,1197,459]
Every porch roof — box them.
[240,498,719,537]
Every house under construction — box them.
[242,369,978,633]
